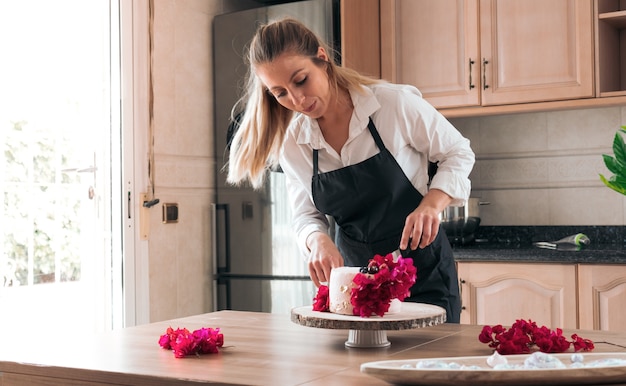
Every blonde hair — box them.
[226,18,378,189]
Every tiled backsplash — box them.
[449,105,626,227]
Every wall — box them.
[146,0,261,322]
[450,105,626,227]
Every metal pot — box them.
[441,198,489,222]
[440,198,490,244]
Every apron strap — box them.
[366,118,385,151]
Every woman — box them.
[227,18,475,322]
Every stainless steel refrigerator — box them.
[212,0,338,314]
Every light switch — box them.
[162,203,179,223]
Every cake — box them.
[328,267,402,315]
[328,267,366,315]
[312,253,417,318]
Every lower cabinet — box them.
[578,264,626,331]
[458,262,626,331]
[457,262,577,329]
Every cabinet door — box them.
[578,265,626,331]
[341,0,381,78]
[381,0,480,108]
[458,262,577,328]
[479,0,594,105]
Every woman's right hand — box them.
[306,232,344,287]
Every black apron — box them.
[311,118,461,323]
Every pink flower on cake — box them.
[311,253,417,317]
[351,254,417,317]
[312,284,330,312]
[351,272,394,317]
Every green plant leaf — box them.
[602,154,621,175]
[612,130,626,169]
[600,127,626,196]
[600,173,626,195]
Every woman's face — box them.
[255,48,332,119]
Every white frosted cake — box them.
[328,266,401,316]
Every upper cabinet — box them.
[379,0,595,109]
[340,0,381,78]
[596,0,626,97]
[380,0,480,108]
[480,0,594,106]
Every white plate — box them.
[361,352,626,385]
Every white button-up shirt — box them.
[279,82,475,257]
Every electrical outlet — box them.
[163,203,179,224]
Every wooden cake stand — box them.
[291,303,446,348]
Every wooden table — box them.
[1,310,626,385]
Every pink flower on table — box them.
[193,327,224,354]
[171,328,197,358]
[158,326,224,358]
[158,327,175,349]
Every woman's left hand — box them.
[399,189,452,251]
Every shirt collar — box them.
[348,85,380,138]
[294,84,381,146]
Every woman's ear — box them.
[316,47,329,62]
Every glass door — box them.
[0,0,121,334]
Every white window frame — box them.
[120,0,150,327]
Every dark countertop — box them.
[449,225,626,264]
[452,242,626,264]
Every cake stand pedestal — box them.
[290,303,446,348]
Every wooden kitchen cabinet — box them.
[379,0,594,109]
[457,262,578,329]
[578,264,626,331]
[340,0,381,78]
[380,0,480,108]
[596,0,626,96]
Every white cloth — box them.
[278,82,475,258]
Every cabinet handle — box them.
[468,59,475,89]
[482,58,489,90]
[459,279,466,311]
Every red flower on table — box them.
[479,319,594,355]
